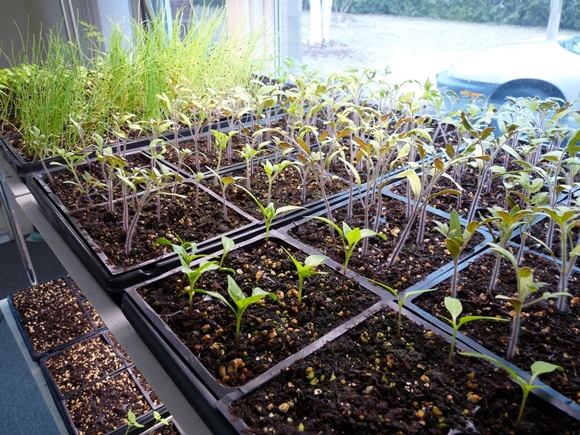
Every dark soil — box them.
[10,277,77,319]
[230,307,580,434]
[10,276,105,357]
[65,368,151,435]
[137,238,381,387]
[44,332,126,397]
[289,195,486,290]
[211,165,349,219]
[413,250,580,405]
[13,275,169,435]
[57,183,250,269]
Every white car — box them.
[436,35,580,108]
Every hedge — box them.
[303,0,580,31]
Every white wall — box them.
[0,0,64,68]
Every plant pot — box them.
[26,162,259,293]
[8,275,106,360]
[402,247,580,419]
[121,230,390,432]
[218,301,580,434]
[0,112,260,179]
[59,366,166,435]
[40,330,169,435]
[282,192,492,291]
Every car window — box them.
[560,36,580,55]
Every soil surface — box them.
[137,238,381,387]
[413,249,580,405]
[230,307,580,434]
[289,195,486,290]
[10,276,105,357]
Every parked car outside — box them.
[436,35,580,111]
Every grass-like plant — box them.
[310,217,386,287]
[460,352,563,426]
[440,296,507,363]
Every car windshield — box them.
[559,36,580,55]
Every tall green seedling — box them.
[534,206,580,312]
[207,168,241,223]
[212,130,239,177]
[50,148,92,204]
[433,210,484,298]
[116,166,184,254]
[489,243,570,359]
[484,205,534,291]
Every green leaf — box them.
[445,239,461,259]
[227,275,246,302]
[397,169,421,197]
[444,296,462,323]
[530,361,563,378]
[304,254,328,268]
[221,236,234,254]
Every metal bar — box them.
[0,172,37,286]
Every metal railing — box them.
[0,172,36,288]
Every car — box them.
[436,35,580,108]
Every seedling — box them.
[238,186,303,240]
[535,205,580,312]
[310,217,386,287]
[262,159,299,204]
[198,275,277,350]
[211,129,239,176]
[281,246,327,305]
[152,410,169,427]
[207,168,241,222]
[460,352,563,426]
[238,143,262,189]
[439,296,507,363]
[181,259,221,316]
[155,235,209,267]
[370,279,435,335]
[124,409,144,435]
[484,205,534,290]
[489,243,570,359]
[158,235,234,316]
[50,148,92,203]
[433,210,484,298]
